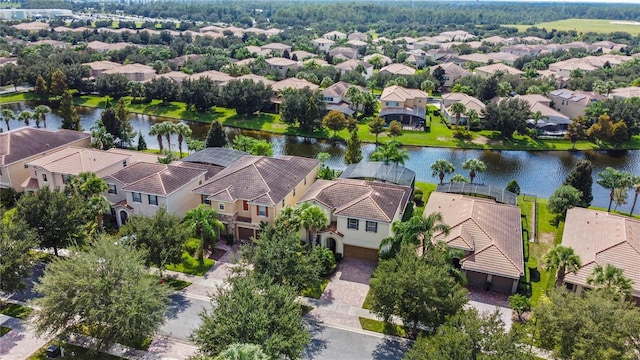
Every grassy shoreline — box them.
[3,92,640,151]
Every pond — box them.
[5,102,640,210]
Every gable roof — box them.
[475,63,523,76]
[334,59,373,72]
[380,63,416,75]
[562,208,640,297]
[115,162,206,196]
[424,192,524,279]
[193,155,318,206]
[322,81,367,98]
[442,93,485,113]
[298,178,411,223]
[380,85,428,103]
[0,128,90,166]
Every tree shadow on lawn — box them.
[226,112,277,130]
[371,337,412,360]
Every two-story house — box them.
[549,89,605,120]
[333,59,373,79]
[429,63,469,89]
[260,42,292,57]
[193,155,319,241]
[104,162,208,227]
[265,57,300,76]
[379,85,428,127]
[441,93,486,126]
[0,128,90,192]
[312,38,335,53]
[297,178,411,262]
[321,81,368,117]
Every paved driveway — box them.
[467,288,512,330]
[320,258,377,308]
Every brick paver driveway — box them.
[320,258,377,308]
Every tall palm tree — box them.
[18,110,33,127]
[381,212,449,257]
[345,87,363,116]
[1,108,15,131]
[162,122,177,153]
[462,158,486,184]
[128,81,145,103]
[450,174,469,183]
[297,203,328,249]
[587,264,633,300]
[183,204,225,263]
[629,176,640,216]
[174,123,192,158]
[543,245,582,288]
[430,159,455,184]
[497,82,513,97]
[450,102,466,126]
[34,105,51,128]
[420,80,435,95]
[465,108,478,132]
[597,167,632,213]
[70,171,108,199]
[370,141,409,166]
[149,123,165,153]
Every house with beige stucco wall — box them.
[297,178,411,262]
[104,162,208,227]
[0,128,90,192]
[193,155,319,241]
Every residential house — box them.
[290,50,316,61]
[31,39,69,49]
[22,147,131,192]
[475,63,523,79]
[188,70,233,86]
[236,73,275,86]
[548,54,632,78]
[339,161,416,189]
[312,38,335,53]
[348,32,368,41]
[102,63,156,82]
[346,39,367,51]
[485,52,520,66]
[0,128,90,192]
[329,47,359,60]
[379,85,428,127]
[440,93,485,126]
[430,63,469,89]
[379,63,416,76]
[297,178,411,262]
[609,86,640,100]
[154,71,190,84]
[549,89,605,120]
[270,78,320,112]
[193,155,319,241]
[11,21,49,32]
[321,81,368,116]
[265,57,300,76]
[425,192,525,294]
[500,44,542,57]
[427,48,459,62]
[334,59,373,79]
[561,208,640,303]
[405,49,429,68]
[323,30,347,41]
[87,41,136,53]
[260,42,292,57]
[458,53,492,67]
[440,30,476,42]
[512,94,571,135]
[481,36,510,46]
[363,53,392,67]
[168,54,205,68]
[84,60,122,78]
[105,162,208,226]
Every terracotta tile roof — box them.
[562,208,640,297]
[0,128,90,166]
[424,192,524,279]
[298,178,411,223]
[236,73,274,86]
[193,155,318,206]
[380,85,428,103]
[272,78,319,93]
[379,63,416,75]
[261,42,291,50]
[322,81,367,98]
[12,22,49,31]
[334,59,373,72]
[476,63,523,76]
[265,57,298,67]
[117,162,206,196]
[105,148,164,164]
[176,162,223,180]
[84,60,121,71]
[105,162,167,185]
[28,147,129,175]
[103,63,155,75]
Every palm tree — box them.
[70,171,108,199]
[1,108,15,131]
[297,203,328,249]
[369,141,409,166]
[430,159,455,184]
[465,109,478,132]
[381,212,449,257]
[87,195,111,231]
[162,122,177,153]
[18,110,33,127]
[450,102,466,126]
[174,123,192,158]
[128,81,145,103]
[149,123,165,153]
[629,176,640,216]
[597,167,632,213]
[587,264,633,300]
[368,117,386,146]
[345,87,363,116]
[462,158,486,184]
[543,245,582,288]
[592,80,616,96]
[420,80,435,95]
[450,174,469,183]
[497,82,513,97]
[34,105,51,128]
[183,204,225,263]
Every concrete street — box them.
[160,293,211,341]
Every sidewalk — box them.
[0,314,51,360]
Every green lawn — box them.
[301,278,329,299]
[413,181,437,216]
[28,341,124,360]
[359,317,407,337]
[165,251,215,276]
[0,303,33,320]
[0,326,10,337]
[506,18,640,35]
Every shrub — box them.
[414,189,423,196]
[452,126,472,140]
[314,246,337,276]
[333,252,343,264]
[506,179,521,195]
[184,238,200,257]
[225,233,235,246]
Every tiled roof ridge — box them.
[40,147,85,169]
[468,242,523,274]
[124,164,168,194]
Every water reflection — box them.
[4,102,640,210]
